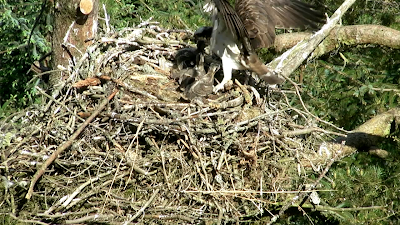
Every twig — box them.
[6,213,49,225]
[315,205,385,212]
[278,127,346,138]
[102,4,110,33]
[8,127,42,155]
[143,214,194,222]
[108,135,154,175]
[65,173,129,211]
[25,89,118,199]
[324,63,400,93]
[150,138,171,189]
[182,190,332,194]
[269,142,343,224]
[284,75,349,133]
[42,170,115,214]
[36,86,86,122]
[102,158,123,213]
[65,214,115,224]
[37,209,96,218]
[62,170,114,208]
[123,189,160,224]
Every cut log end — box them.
[80,0,93,15]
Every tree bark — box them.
[50,0,98,87]
[302,108,400,168]
[273,25,400,56]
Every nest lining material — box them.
[1,25,340,224]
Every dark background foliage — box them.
[0,0,51,115]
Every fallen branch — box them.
[303,108,400,167]
[274,25,400,56]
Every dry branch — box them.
[274,25,400,55]
[269,0,357,78]
[302,108,400,167]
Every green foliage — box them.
[257,1,400,224]
[319,145,400,224]
[0,0,51,117]
[275,0,400,130]
[323,0,399,28]
[276,135,400,225]
[298,47,400,130]
[259,1,400,131]
[101,0,209,30]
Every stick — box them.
[123,189,160,224]
[25,89,118,199]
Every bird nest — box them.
[1,23,347,224]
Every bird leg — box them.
[213,51,233,93]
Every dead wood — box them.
[274,25,400,55]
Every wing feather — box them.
[213,0,253,54]
[236,0,325,49]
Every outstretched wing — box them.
[212,0,254,54]
[235,0,325,49]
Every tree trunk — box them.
[50,0,98,87]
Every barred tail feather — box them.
[246,53,284,84]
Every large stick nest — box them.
[1,24,349,224]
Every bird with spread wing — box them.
[199,0,325,92]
